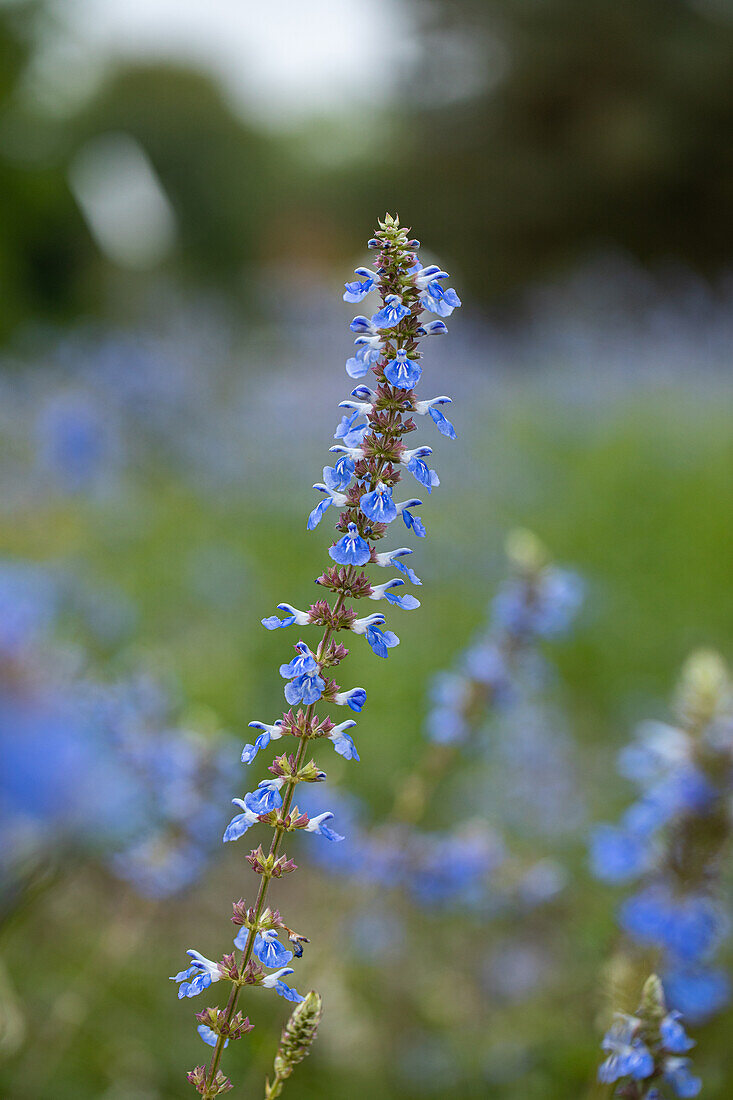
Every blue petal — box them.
[275,982,304,1003]
[307,497,332,530]
[223,813,255,843]
[197,1024,227,1048]
[428,406,457,439]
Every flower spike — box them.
[175,215,461,1097]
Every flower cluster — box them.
[173,214,461,1097]
[598,974,701,1098]
[0,559,231,904]
[426,528,583,748]
[591,650,733,1022]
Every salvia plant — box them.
[423,528,583,750]
[597,974,701,1098]
[591,650,733,1027]
[172,214,462,1096]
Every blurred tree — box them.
[73,65,279,291]
[0,1,95,340]
[384,0,733,296]
[2,0,733,338]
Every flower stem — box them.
[203,600,346,1095]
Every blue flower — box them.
[349,385,376,403]
[307,482,348,529]
[660,1011,695,1053]
[333,687,367,712]
[334,409,360,439]
[374,547,422,585]
[427,406,456,438]
[262,603,311,630]
[246,928,294,968]
[323,455,355,492]
[241,720,285,764]
[400,500,426,537]
[360,481,398,524]
[280,642,326,705]
[285,673,325,706]
[346,319,383,376]
[279,641,318,678]
[338,395,374,421]
[328,720,360,761]
[404,447,439,492]
[383,588,420,611]
[369,578,420,610]
[419,279,461,317]
[590,823,652,883]
[352,613,400,658]
[618,720,690,779]
[372,295,411,329]
[384,349,422,391]
[243,779,285,815]
[305,811,345,842]
[170,949,221,999]
[663,1057,702,1097]
[598,1015,654,1084]
[663,965,730,1022]
[333,409,368,448]
[261,967,303,1002]
[413,395,455,437]
[619,885,723,964]
[330,523,371,567]
[350,315,377,333]
[197,1024,227,1048]
[365,624,399,659]
[346,339,382,379]
[417,319,448,337]
[223,799,261,842]
[343,267,380,303]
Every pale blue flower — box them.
[384,349,422,391]
[262,603,311,630]
[333,687,367,712]
[344,267,380,303]
[171,949,221,998]
[598,1015,654,1084]
[197,1024,227,1048]
[241,720,285,764]
[261,967,303,1002]
[305,811,345,842]
[328,720,360,761]
[372,295,411,329]
[246,928,293,968]
[323,455,355,493]
[368,578,420,610]
[307,482,351,529]
[330,522,371,566]
[663,1057,702,1097]
[360,481,397,524]
[223,799,260,843]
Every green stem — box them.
[203,599,346,1095]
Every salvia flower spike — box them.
[597,974,701,1098]
[174,214,461,1096]
[590,649,733,1026]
